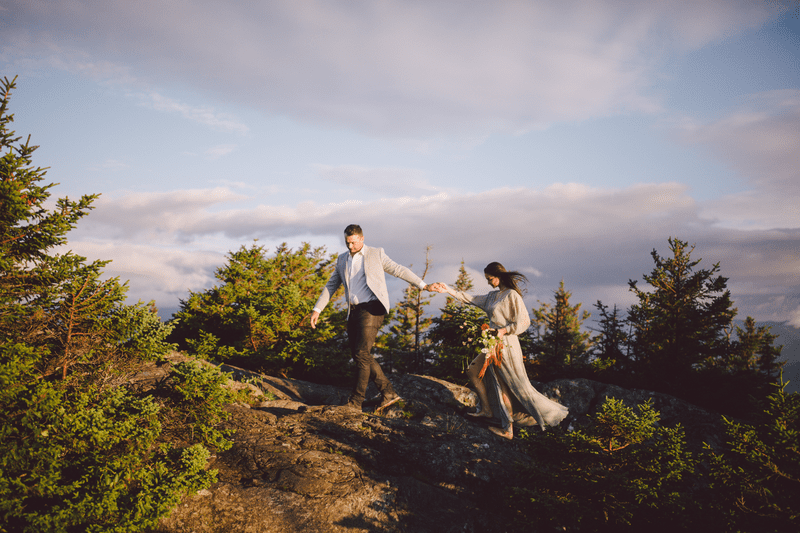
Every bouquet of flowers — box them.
[476,323,504,379]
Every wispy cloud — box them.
[790,307,800,329]
[135,92,249,135]
[675,90,800,229]
[316,164,439,196]
[0,33,249,135]
[677,90,800,191]
[206,144,238,159]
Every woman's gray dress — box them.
[446,286,569,431]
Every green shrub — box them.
[426,302,486,383]
[108,300,176,361]
[0,374,215,533]
[168,242,351,381]
[0,76,216,533]
[158,360,235,452]
[507,398,701,531]
[704,376,800,532]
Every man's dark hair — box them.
[344,224,363,237]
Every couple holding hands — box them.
[310,225,568,440]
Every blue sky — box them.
[2,0,799,335]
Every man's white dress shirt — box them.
[345,249,376,306]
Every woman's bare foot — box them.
[489,425,513,440]
[465,410,493,419]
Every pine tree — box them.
[591,301,631,372]
[428,260,486,382]
[384,247,432,374]
[530,280,593,378]
[508,398,700,530]
[168,242,349,382]
[627,237,737,391]
[727,316,783,378]
[1,76,105,376]
[0,75,210,532]
[449,260,474,298]
[705,375,800,531]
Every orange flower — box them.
[476,324,504,379]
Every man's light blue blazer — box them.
[313,244,426,316]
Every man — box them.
[310,224,441,412]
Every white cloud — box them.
[678,90,800,192]
[789,307,800,328]
[66,182,800,324]
[675,90,800,230]
[60,241,225,315]
[2,0,779,137]
[85,182,699,253]
[77,188,251,242]
[702,191,800,231]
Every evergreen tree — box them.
[507,398,701,531]
[591,300,631,372]
[427,261,486,382]
[0,75,211,532]
[530,280,593,378]
[169,242,350,382]
[704,375,800,532]
[627,238,737,392]
[0,75,104,377]
[383,247,432,374]
[727,316,783,378]
[450,260,475,297]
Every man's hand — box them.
[310,311,320,329]
[426,282,446,293]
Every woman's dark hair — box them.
[484,262,527,295]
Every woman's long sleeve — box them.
[443,285,490,311]
[503,291,531,336]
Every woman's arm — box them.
[443,284,489,310]
[501,291,531,336]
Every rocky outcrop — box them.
[135,355,725,532]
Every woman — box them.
[434,262,568,439]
